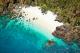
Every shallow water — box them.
[0,15,80,53]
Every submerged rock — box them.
[45,40,54,47]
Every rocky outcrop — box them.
[0,0,38,15]
[45,40,54,47]
[52,23,80,44]
[0,0,25,15]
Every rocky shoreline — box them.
[52,23,80,45]
[0,0,23,15]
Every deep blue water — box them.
[0,15,80,53]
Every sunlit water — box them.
[0,6,79,53]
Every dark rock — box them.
[45,40,54,47]
[52,24,80,44]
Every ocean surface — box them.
[0,15,80,53]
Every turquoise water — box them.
[0,15,80,53]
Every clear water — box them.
[0,15,80,53]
